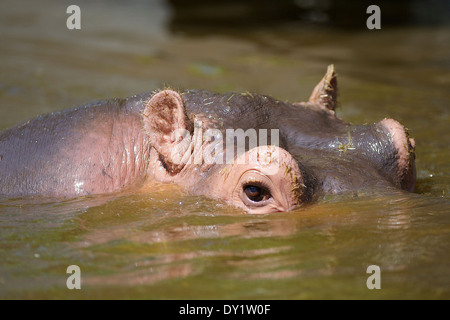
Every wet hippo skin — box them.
[0,65,416,214]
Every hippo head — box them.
[142,66,416,214]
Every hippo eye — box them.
[243,184,271,202]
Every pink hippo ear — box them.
[308,64,338,112]
[143,90,192,174]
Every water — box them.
[0,0,449,299]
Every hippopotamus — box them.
[0,65,416,214]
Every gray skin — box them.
[0,65,416,214]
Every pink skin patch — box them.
[379,118,416,191]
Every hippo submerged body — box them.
[0,66,416,214]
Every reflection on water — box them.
[0,0,449,299]
[1,192,449,299]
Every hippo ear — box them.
[143,90,192,173]
[308,64,338,112]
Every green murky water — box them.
[0,1,449,299]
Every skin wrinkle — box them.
[133,130,146,184]
[119,123,127,190]
[123,123,131,188]
[114,108,148,191]
[106,113,117,191]
[106,115,116,192]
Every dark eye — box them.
[244,184,271,202]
